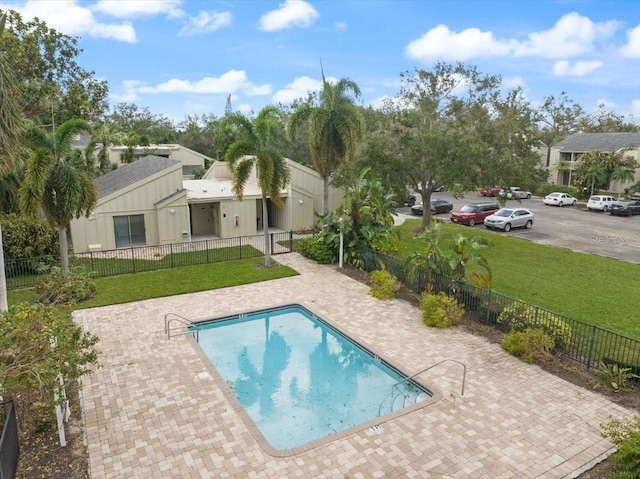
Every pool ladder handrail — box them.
[378,358,466,417]
[164,313,198,341]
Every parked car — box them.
[586,195,616,211]
[484,208,534,232]
[500,187,532,200]
[542,192,577,207]
[450,202,500,226]
[480,186,501,197]
[609,200,640,216]
[630,192,640,200]
[410,199,454,216]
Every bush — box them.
[0,213,59,260]
[497,303,572,350]
[601,415,640,479]
[502,329,554,364]
[369,270,400,300]
[298,233,337,264]
[599,361,639,391]
[36,266,97,305]
[420,292,464,328]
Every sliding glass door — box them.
[113,215,146,248]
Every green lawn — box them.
[7,258,298,312]
[395,219,640,339]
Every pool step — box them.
[379,388,429,416]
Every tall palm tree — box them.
[91,123,124,174]
[610,164,637,198]
[19,118,97,275]
[0,12,25,311]
[287,72,365,214]
[225,106,291,267]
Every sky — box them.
[1,0,639,125]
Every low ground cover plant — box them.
[369,269,400,300]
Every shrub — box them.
[601,415,640,479]
[420,292,464,328]
[0,213,59,260]
[599,361,639,391]
[502,329,554,364]
[298,233,337,264]
[369,270,400,300]
[36,266,97,305]
[497,303,572,350]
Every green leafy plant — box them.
[601,415,640,479]
[420,292,464,328]
[298,233,337,264]
[599,361,640,391]
[36,266,97,305]
[369,269,400,300]
[497,303,572,351]
[501,329,554,364]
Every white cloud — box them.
[272,76,323,103]
[405,12,620,62]
[502,76,526,89]
[259,0,318,32]
[552,60,603,77]
[178,10,232,36]
[135,70,272,96]
[335,21,347,31]
[405,24,514,61]
[629,99,640,122]
[93,0,184,19]
[619,24,640,58]
[2,0,137,42]
[110,80,144,102]
[515,12,620,58]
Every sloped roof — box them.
[96,155,180,199]
[555,132,640,152]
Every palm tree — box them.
[287,72,365,214]
[225,106,291,267]
[610,164,637,198]
[19,118,97,275]
[91,123,124,174]
[0,12,25,311]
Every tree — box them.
[19,118,97,275]
[535,92,586,168]
[0,11,25,312]
[90,123,124,174]
[610,164,638,198]
[225,106,291,267]
[575,151,608,196]
[0,8,108,124]
[107,103,178,144]
[287,72,365,214]
[388,63,502,229]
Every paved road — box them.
[397,192,640,264]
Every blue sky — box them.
[2,0,639,125]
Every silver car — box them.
[484,208,534,232]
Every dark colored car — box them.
[450,203,500,226]
[410,199,454,216]
[406,195,417,207]
[480,186,501,197]
[609,200,640,216]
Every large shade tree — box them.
[287,72,365,214]
[19,118,97,274]
[225,106,291,267]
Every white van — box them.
[587,195,616,211]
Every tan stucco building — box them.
[69,149,343,254]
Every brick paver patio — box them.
[74,253,635,478]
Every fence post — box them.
[131,247,136,274]
[170,244,174,269]
[289,230,293,252]
[534,305,539,327]
[587,325,597,370]
[270,233,274,256]
[485,289,493,323]
[239,236,243,259]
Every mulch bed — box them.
[12,264,639,478]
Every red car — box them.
[450,202,500,226]
[480,186,501,197]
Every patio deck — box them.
[74,253,634,478]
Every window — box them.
[114,215,146,248]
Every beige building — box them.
[107,144,209,178]
[548,132,640,189]
[69,151,343,254]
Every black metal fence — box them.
[359,249,640,373]
[4,231,297,290]
[0,400,19,479]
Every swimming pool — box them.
[191,304,433,453]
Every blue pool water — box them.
[192,304,431,451]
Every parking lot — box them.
[399,192,640,264]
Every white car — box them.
[500,187,532,200]
[543,192,577,207]
[484,208,534,232]
[587,195,616,212]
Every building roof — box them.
[183,178,264,201]
[96,155,180,199]
[555,132,640,152]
